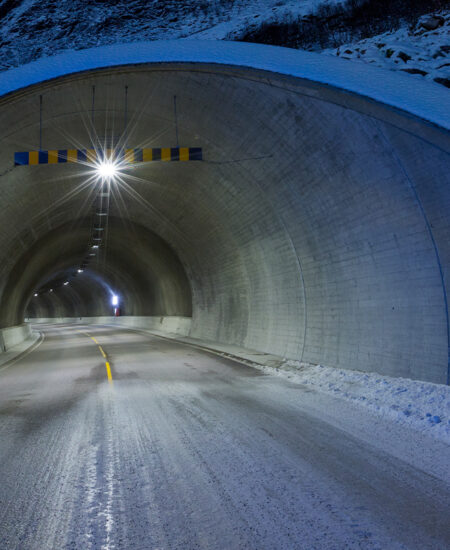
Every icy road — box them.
[0,325,449,549]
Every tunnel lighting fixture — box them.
[111,295,119,307]
[95,157,120,183]
[49,289,53,292]
[78,269,84,273]
[64,281,69,286]
[34,293,38,297]
[92,245,99,249]
[89,253,96,256]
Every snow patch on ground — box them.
[258,360,450,444]
[324,10,450,88]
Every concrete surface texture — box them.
[0,43,449,382]
[0,324,448,549]
[0,324,32,352]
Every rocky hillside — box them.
[325,12,450,88]
[0,0,448,89]
[0,0,335,69]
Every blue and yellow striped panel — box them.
[14,147,203,166]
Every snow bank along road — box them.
[0,325,449,549]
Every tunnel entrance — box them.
[0,42,448,383]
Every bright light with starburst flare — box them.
[96,158,119,181]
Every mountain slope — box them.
[0,0,448,89]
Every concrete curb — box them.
[0,331,43,372]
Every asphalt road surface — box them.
[0,325,448,549]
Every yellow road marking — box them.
[81,332,113,383]
[105,361,113,382]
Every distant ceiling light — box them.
[78,269,84,273]
[92,245,99,249]
[111,295,119,307]
[34,293,38,297]
[64,281,69,286]
[49,289,53,292]
[89,253,96,256]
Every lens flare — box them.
[96,159,119,180]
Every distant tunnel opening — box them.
[3,218,192,325]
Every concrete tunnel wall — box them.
[0,41,449,383]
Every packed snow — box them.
[1,41,449,133]
[1,324,449,549]
[255,359,450,443]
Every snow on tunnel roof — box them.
[0,40,448,131]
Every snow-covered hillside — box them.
[325,11,450,88]
[0,0,448,89]
[0,0,336,70]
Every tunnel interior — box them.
[11,217,193,323]
[0,60,449,383]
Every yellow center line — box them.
[105,361,113,382]
[81,332,113,383]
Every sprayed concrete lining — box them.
[0,41,449,383]
[0,324,33,352]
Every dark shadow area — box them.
[239,0,448,50]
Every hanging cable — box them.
[92,85,96,125]
[173,95,179,148]
[39,95,43,152]
[124,85,128,150]
[91,85,96,151]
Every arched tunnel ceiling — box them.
[0,41,449,384]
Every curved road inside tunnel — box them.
[0,324,448,549]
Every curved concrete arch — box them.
[0,41,449,383]
[2,218,192,326]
